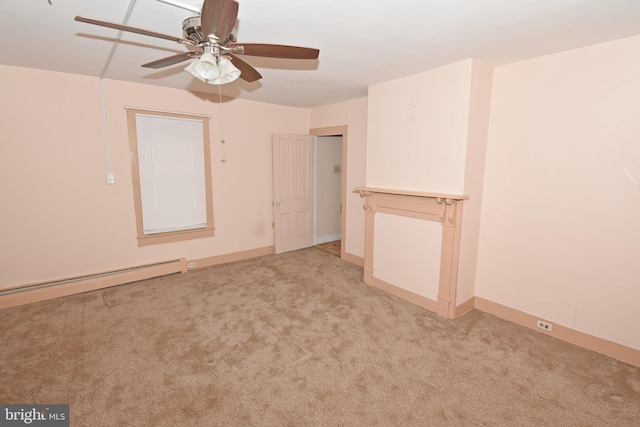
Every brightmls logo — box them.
[0,405,68,426]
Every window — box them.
[126,108,214,246]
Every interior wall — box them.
[0,65,310,288]
[365,59,491,305]
[373,214,442,300]
[316,136,342,242]
[476,35,640,350]
[456,60,494,305]
[310,98,368,259]
[367,60,473,194]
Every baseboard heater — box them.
[0,258,187,310]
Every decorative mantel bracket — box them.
[354,187,468,319]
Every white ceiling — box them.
[2,0,640,108]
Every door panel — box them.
[273,134,314,254]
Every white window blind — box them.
[135,114,206,235]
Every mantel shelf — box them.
[353,186,468,201]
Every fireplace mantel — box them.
[354,187,468,319]
[354,187,468,201]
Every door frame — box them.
[310,125,348,260]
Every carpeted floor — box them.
[1,248,639,426]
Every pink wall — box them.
[457,60,493,304]
[365,59,491,304]
[476,35,640,350]
[367,60,473,194]
[4,33,637,355]
[0,65,309,288]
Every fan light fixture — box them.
[75,0,321,86]
[185,54,240,85]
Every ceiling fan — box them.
[75,0,320,84]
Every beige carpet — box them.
[1,248,639,426]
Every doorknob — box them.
[275,201,281,206]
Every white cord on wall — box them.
[99,0,138,185]
[218,84,227,163]
[99,79,114,184]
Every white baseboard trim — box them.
[316,234,341,244]
[188,246,275,269]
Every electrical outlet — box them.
[537,320,552,332]
[187,262,196,269]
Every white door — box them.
[273,134,314,254]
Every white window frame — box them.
[127,108,214,246]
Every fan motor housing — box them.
[182,16,206,42]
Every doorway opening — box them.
[271,127,348,257]
[315,135,343,245]
[310,126,347,259]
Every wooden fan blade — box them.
[228,54,262,82]
[231,43,319,60]
[142,52,198,69]
[201,0,239,43]
[75,16,193,45]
